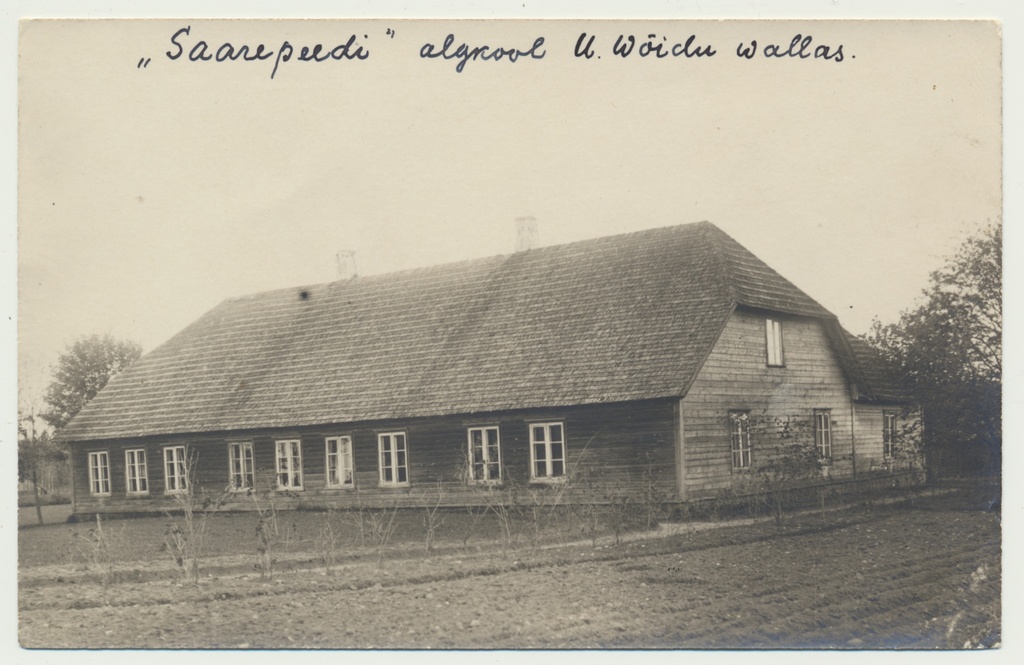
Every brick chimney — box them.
[515,216,538,252]
[335,250,357,280]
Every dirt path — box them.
[18,503,1000,649]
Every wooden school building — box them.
[62,222,913,513]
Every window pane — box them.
[551,460,564,476]
[532,426,545,442]
[550,442,563,461]
[549,425,562,442]
[327,455,338,485]
[534,443,546,461]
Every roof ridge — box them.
[224,252,511,303]
[223,222,719,303]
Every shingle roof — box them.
[63,222,864,441]
[843,331,911,404]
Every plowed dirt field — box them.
[18,491,1000,649]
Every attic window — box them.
[765,318,785,367]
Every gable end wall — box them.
[681,309,855,496]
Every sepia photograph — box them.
[13,7,1004,652]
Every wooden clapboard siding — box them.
[680,308,856,497]
[71,398,678,514]
[854,404,887,471]
[854,404,921,473]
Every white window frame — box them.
[378,432,409,487]
[729,412,752,470]
[88,451,111,496]
[228,441,255,491]
[325,436,354,488]
[814,410,832,460]
[766,318,785,367]
[883,412,897,460]
[124,448,149,495]
[529,422,567,482]
[275,439,304,490]
[467,426,502,484]
[163,445,188,494]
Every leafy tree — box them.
[18,408,64,525]
[42,334,143,432]
[867,222,1001,477]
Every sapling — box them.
[248,469,282,579]
[159,448,228,584]
[70,513,124,586]
[367,503,400,568]
[421,480,447,556]
[313,507,342,575]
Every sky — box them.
[14,15,1003,414]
